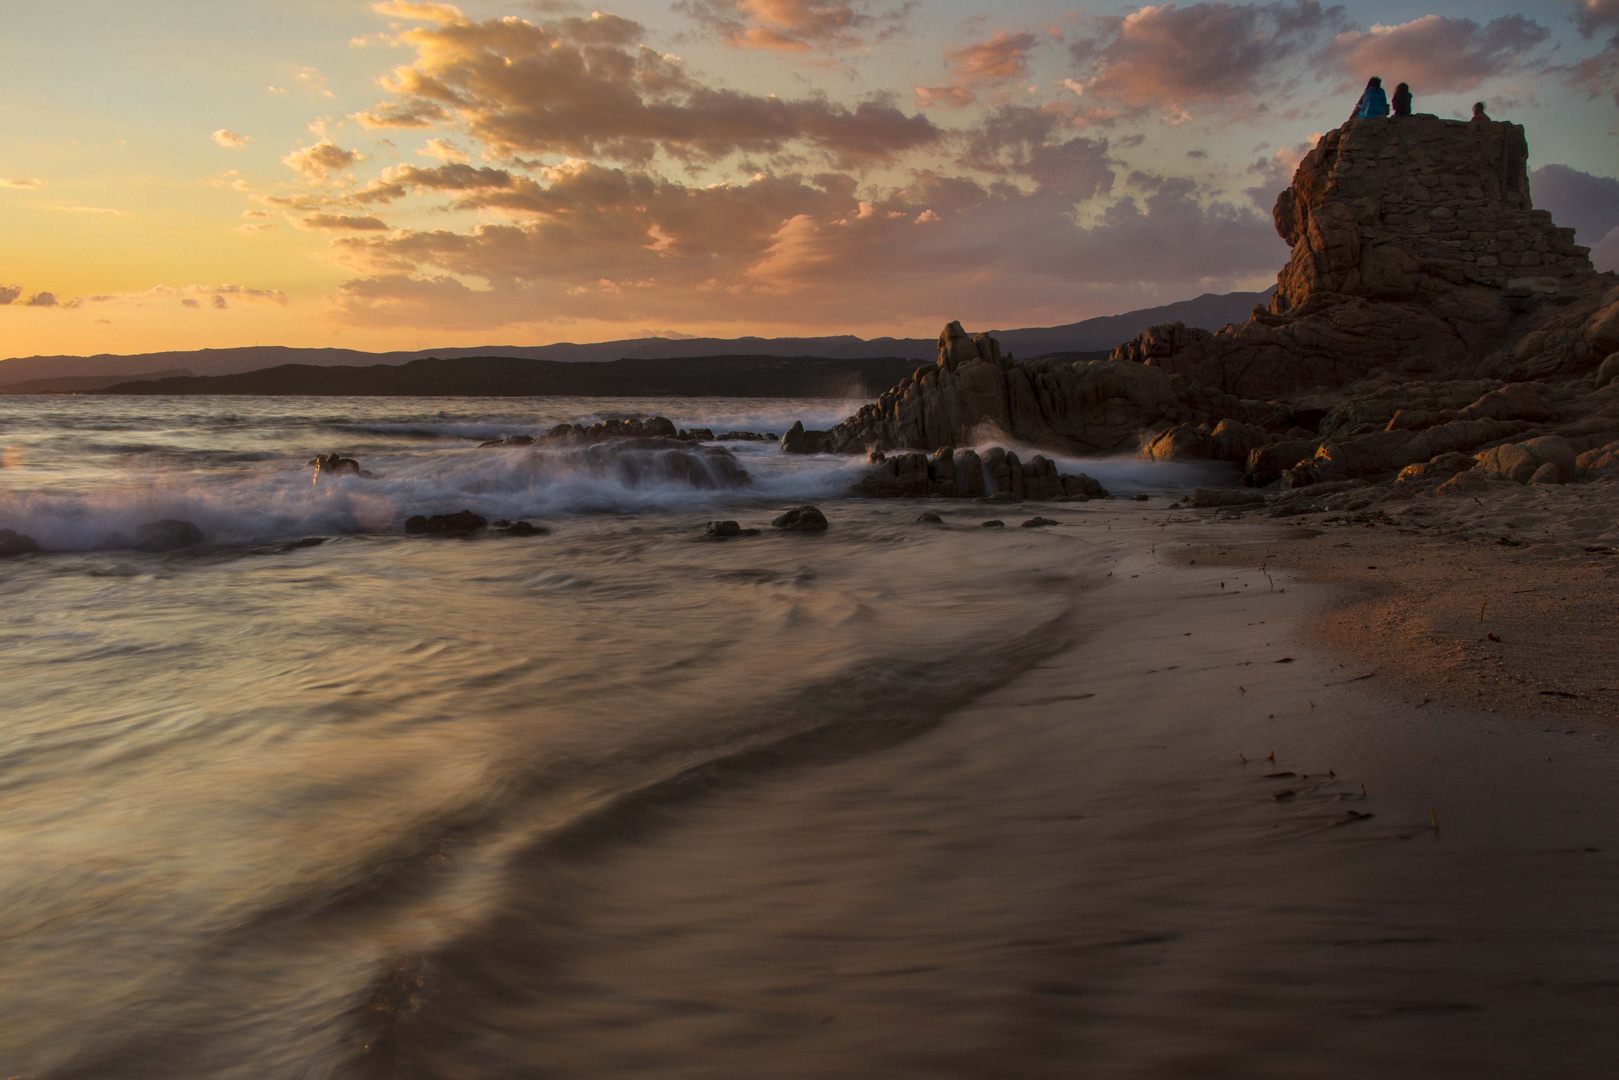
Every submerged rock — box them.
[849,444,1108,501]
[771,506,828,532]
[405,510,489,535]
[1021,517,1060,528]
[980,519,1006,528]
[503,520,549,537]
[703,520,760,539]
[134,519,205,552]
[916,512,944,524]
[0,529,41,558]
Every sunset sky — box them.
[2,0,1617,357]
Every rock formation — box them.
[1111,115,1601,397]
[797,111,1619,505]
[851,446,1107,500]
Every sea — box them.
[3,395,1618,1079]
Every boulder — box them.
[1597,353,1619,390]
[980,519,1005,528]
[955,449,984,497]
[1437,469,1490,496]
[0,529,41,558]
[1021,516,1060,528]
[503,521,548,537]
[772,506,828,532]
[1395,452,1475,484]
[1144,424,1214,462]
[1246,438,1322,485]
[1576,441,1619,478]
[780,421,830,455]
[134,519,204,552]
[916,512,944,524]
[1474,436,1576,483]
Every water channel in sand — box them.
[2,397,1617,1077]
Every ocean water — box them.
[6,396,1617,1079]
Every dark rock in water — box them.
[0,529,41,558]
[684,428,715,441]
[536,416,684,445]
[916,512,944,524]
[850,444,1107,501]
[504,521,549,537]
[405,510,489,535]
[309,452,364,478]
[780,421,830,455]
[282,537,326,550]
[981,519,1006,528]
[715,431,776,442]
[1021,516,1060,528]
[703,520,760,539]
[480,435,536,448]
[135,519,204,552]
[771,505,828,531]
[1131,493,1149,502]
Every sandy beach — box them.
[347,501,1619,1079]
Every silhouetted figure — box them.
[1471,101,1491,122]
[1351,77,1389,121]
[1393,83,1413,116]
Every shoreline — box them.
[359,504,1619,1077]
[1171,486,1619,726]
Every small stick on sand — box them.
[1480,598,1489,622]
[1430,806,1440,832]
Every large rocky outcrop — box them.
[1112,115,1601,398]
[804,321,1184,454]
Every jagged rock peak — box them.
[1271,115,1592,312]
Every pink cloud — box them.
[916,31,1041,109]
[1323,15,1551,92]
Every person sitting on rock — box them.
[1471,101,1491,122]
[1392,82,1413,116]
[1351,77,1389,121]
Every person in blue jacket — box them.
[1350,77,1389,121]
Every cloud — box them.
[355,162,515,203]
[958,105,1115,198]
[51,205,127,215]
[1565,0,1619,105]
[0,286,20,305]
[25,292,59,307]
[283,141,362,179]
[321,157,1283,334]
[1531,164,1619,260]
[916,31,1041,109]
[677,0,910,53]
[299,213,394,230]
[351,9,939,164]
[1575,0,1619,36]
[373,0,466,22]
[0,177,46,190]
[417,137,468,162]
[294,65,336,98]
[212,129,253,148]
[1324,15,1551,92]
[1070,2,1344,114]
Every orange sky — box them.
[2,0,1616,358]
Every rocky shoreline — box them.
[790,114,1618,512]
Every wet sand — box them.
[1183,483,1619,725]
[370,505,1619,1078]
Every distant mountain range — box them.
[0,289,1269,394]
[102,355,945,399]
